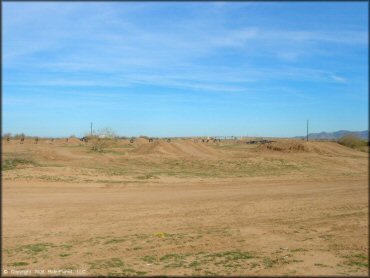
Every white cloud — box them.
[3,2,364,94]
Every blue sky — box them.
[3,2,368,137]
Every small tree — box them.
[89,128,118,152]
[14,133,26,139]
[93,128,117,139]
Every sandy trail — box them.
[2,138,368,276]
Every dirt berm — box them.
[131,139,222,158]
[257,140,365,156]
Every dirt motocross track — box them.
[2,138,368,276]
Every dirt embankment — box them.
[256,140,366,156]
[131,139,222,158]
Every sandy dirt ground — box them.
[2,138,368,276]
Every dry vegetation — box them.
[2,137,368,276]
[338,135,369,153]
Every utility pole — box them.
[91,122,93,136]
[306,120,309,142]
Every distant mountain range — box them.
[295,130,369,140]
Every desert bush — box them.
[88,128,118,152]
[90,139,107,153]
[338,135,368,152]
[97,128,118,139]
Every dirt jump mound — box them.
[257,140,365,156]
[132,140,221,158]
[258,141,309,153]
